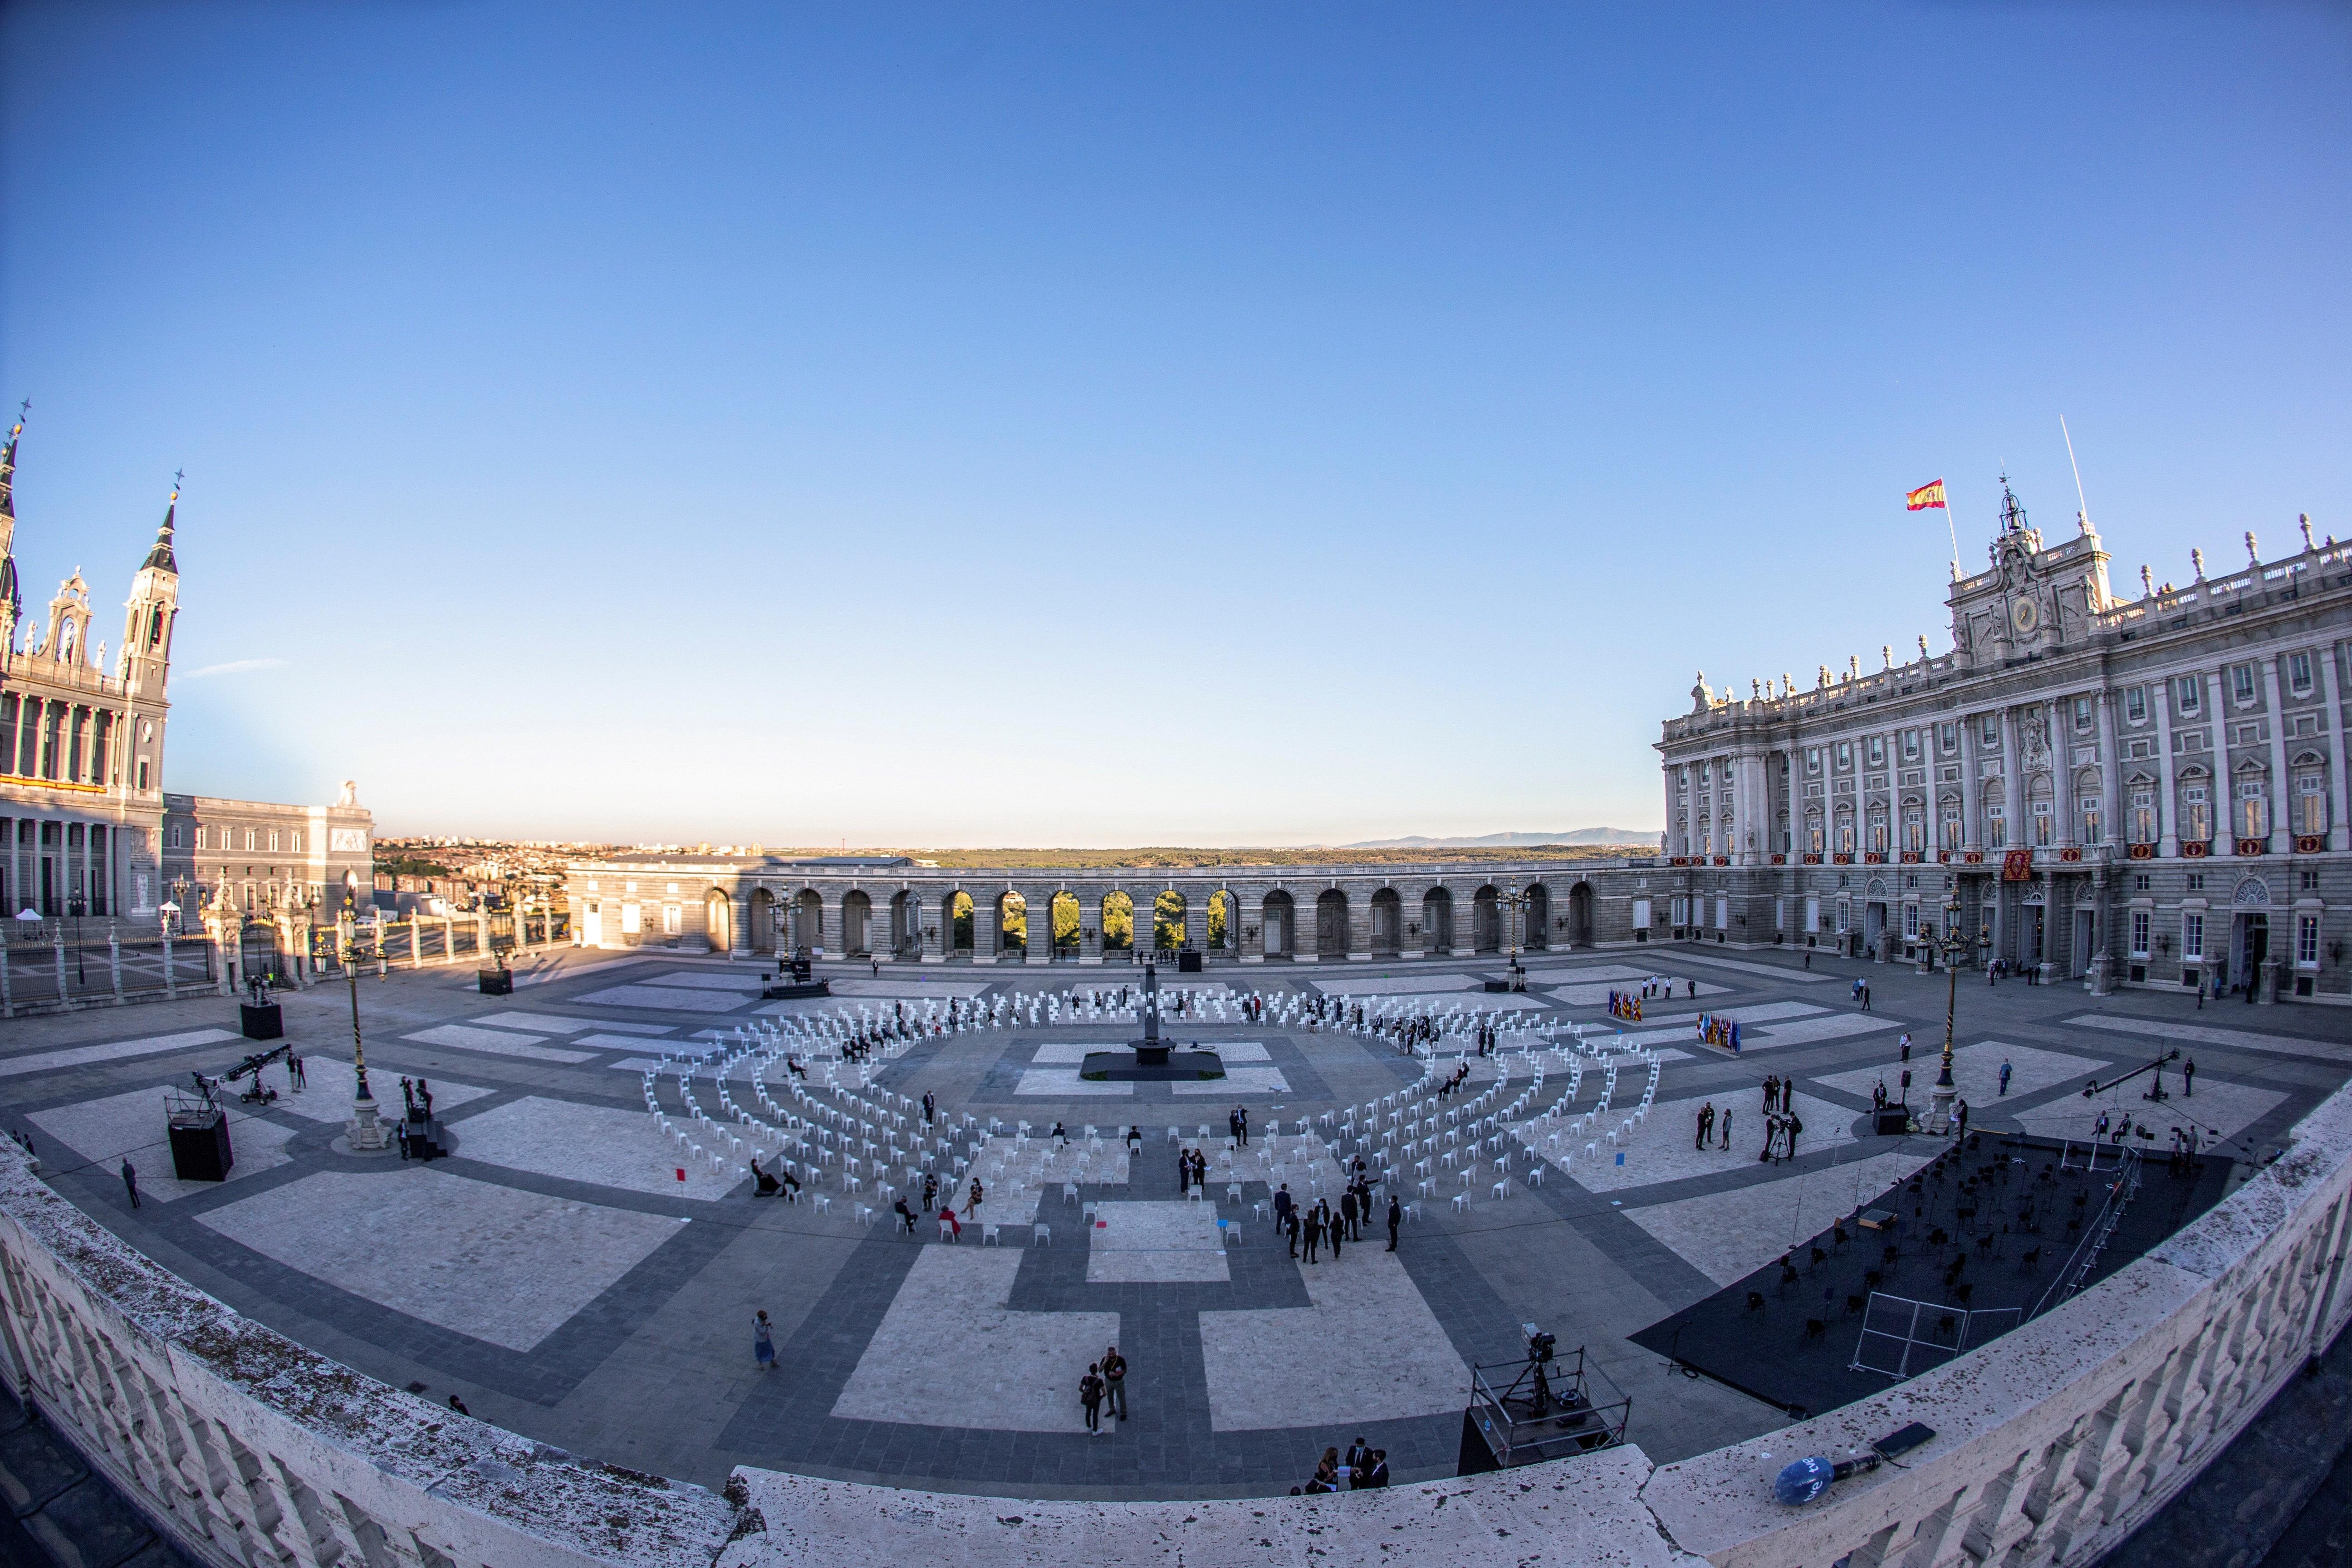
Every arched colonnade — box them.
[711,873,1601,963]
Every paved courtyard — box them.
[2,944,2343,1500]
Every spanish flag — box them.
[1906,479,1948,511]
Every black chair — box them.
[1935,1314,1957,1339]
[1744,1291,1766,1314]
[1844,1294,1865,1318]
[1802,1318,1827,1343]
[2019,1246,2042,1274]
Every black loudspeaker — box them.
[1177,951,1203,974]
[239,1002,283,1040]
[1875,1108,1912,1136]
[169,1107,235,1182]
[477,968,514,995]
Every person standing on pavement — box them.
[1998,1058,2013,1097]
[1302,1204,1323,1263]
[1079,1364,1105,1434]
[753,1310,776,1371]
[1102,1346,1128,1421]
[121,1159,140,1209]
[2183,1058,2196,1097]
[1387,1194,1401,1251]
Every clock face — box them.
[2011,597,2041,636]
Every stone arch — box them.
[1152,890,1188,956]
[1101,890,1136,955]
[1568,882,1594,946]
[1207,889,1237,951]
[1523,882,1551,951]
[1260,890,1294,958]
[890,890,923,957]
[793,888,823,954]
[705,889,731,954]
[749,887,776,954]
[1471,885,1502,953]
[1369,887,1403,957]
[1047,892,1081,958]
[842,890,872,957]
[996,891,1029,956]
[1314,888,1348,960]
[945,890,975,954]
[1421,887,1455,954]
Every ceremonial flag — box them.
[1906,479,1948,511]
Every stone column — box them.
[2096,689,2122,851]
[2051,702,2077,849]
[2154,676,2180,856]
[2208,670,2234,857]
[972,892,999,964]
[2261,655,2293,853]
[2321,648,2352,852]
[1999,709,2024,852]
[818,892,844,960]
[207,901,237,997]
[274,912,307,990]
[1237,890,1265,964]
[1183,890,1207,956]
[733,889,755,960]
[1958,710,1982,853]
[1347,884,1372,960]
[919,895,946,964]
[108,926,123,1004]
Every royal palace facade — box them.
[0,414,372,935]
[563,483,2350,1007]
[1659,483,2351,1002]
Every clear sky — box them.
[4,2,2345,847]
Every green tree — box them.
[1102,892,1133,951]
[1153,890,1187,952]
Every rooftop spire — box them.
[143,470,180,573]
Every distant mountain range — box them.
[1340,828,1657,849]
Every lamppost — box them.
[1500,883,1532,983]
[67,891,86,984]
[1928,891,1991,1135]
[338,894,390,1151]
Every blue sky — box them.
[4,2,2345,846]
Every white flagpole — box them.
[2061,416,2091,529]
[1941,479,1960,577]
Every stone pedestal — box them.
[2259,957,2287,1005]
[2086,951,2117,996]
[349,1090,392,1152]
[1926,1070,1957,1136]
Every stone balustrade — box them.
[1,1078,2345,1568]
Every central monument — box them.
[1080,963,1226,1082]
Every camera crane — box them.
[190,1044,294,1111]
[2080,1049,2180,1105]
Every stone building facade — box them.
[1656,481,2350,1003]
[0,414,372,931]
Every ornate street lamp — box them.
[338,893,390,1151]
[1928,892,1992,1134]
[67,891,87,984]
[1500,882,1533,983]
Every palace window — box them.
[2128,786,2156,844]
[2288,651,2314,695]
[2231,664,2258,705]
[1836,900,1852,934]
[2238,778,2269,840]
[1938,722,1957,753]
[1940,799,1963,850]
[2186,872,2205,891]
[268,831,279,853]
[2181,784,2211,843]
[2031,799,2054,847]
[2296,768,2328,835]
[1902,804,1925,852]
[1981,715,1999,748]
[1806,747,1822,775]
[2078,794,2102,844]
[621,901,642,934]
[290,831,301,853]
[1904,904,1920,939]
[2175,676,2201,717]
[2124,686,2147,724]
[2130,911,2151,957]
[1985,800,2007,849]
[1867,808,1888,853]
[2183,912,2205,960]
[1867,737,1884,766]
[2298,914,2321,968]
[1805,814,1823,855]
[245,829,257,852]
[1834,810,1855,854]
[1903,730,1921,761]
[663,904,682,936]
[2074,696,2095,733]
[1837,741,1853,769]
[169,824,182,848]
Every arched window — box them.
[1901,800,1925,853]
[1939,795,1962,851]
[1834,807,1855,854]
[2127,777,2157,844]
[2180,773,2211,844]
[1805,811,1823,855]
[1867,805,1888,853]
[2237,768,2269,840]
[2293,757,2328,836]
[1985,798,2007,849]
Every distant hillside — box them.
[1341,828,1657,849]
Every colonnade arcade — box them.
[579,863,1601,963]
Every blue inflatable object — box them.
[1774,1455,1836,1505]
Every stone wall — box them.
[0,1075,2345,1568]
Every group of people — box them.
[1077,1344,1128,1433]
[1294,1438,1390,1492]
[1271,1176,1400,1259]
[1432,1061,1474,1099]
[1605,990,1645,1021]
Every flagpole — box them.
[1942,479,1960,578]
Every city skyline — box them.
[4,3,2344,845]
